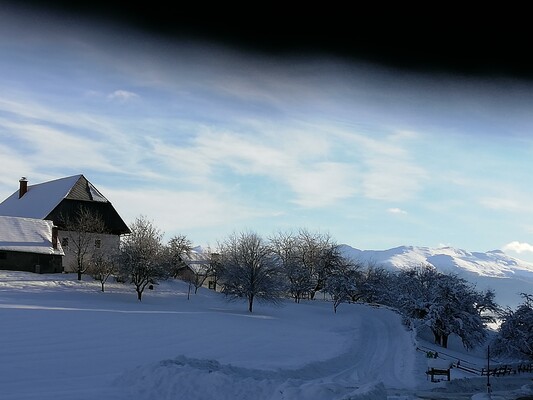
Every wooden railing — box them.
[417,346,533,378]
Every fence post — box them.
[487,345,491,394]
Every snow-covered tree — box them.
[355,263,395,305]
[394,265,498,349]
[295,229,339,300]
[120,216,169,301]
[324,259,361,313]
[166,234,194,278]
[492,293,533,360]
[269,231,313,303]
[218,231,285,312]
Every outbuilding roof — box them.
[0,216,64,255]
[181,248,212,274]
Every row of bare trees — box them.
[62,206,348,306]
[216,229,353,312]
[61,210,504,351]
[61,210,194,299]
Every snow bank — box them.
[115,356,388,400]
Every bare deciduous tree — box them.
[183,262,214,299]
[296,229,337,300]
[270,231,312,303]
[218,231,285,312]
[61,207,107,281]
[88,251,118,292]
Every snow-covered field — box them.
[0,271,531,400]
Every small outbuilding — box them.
[178,248,218,290]
[0,216,64,273]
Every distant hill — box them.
[339,244,533,309]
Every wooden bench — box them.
[426,367,451,382]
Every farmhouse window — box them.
[62,238,68,248]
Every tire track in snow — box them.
[114,304,422,400]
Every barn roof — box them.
[0,216,64,256]
[0,175,90,219]
[0,175,130,235]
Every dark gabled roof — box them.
[0,175,130,235]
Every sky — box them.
[1,4,533,261]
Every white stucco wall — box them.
[59,230,120,273]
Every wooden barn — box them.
[0,175,130,272]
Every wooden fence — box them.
[417,345,533,378]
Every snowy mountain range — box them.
[339,244,533,309]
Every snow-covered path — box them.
[113,304,423,400]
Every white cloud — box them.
[330,128,427,201]
[502,241,533,254]
[0,96,161,181]
[479,196,533,214]
[0,119,117,173]
[361,158,426,201]
[387,208,407,215]
[286,162,358,208]
[102,186,269,237]
[145,122,428,208]
[148,127,359,208]
[107,90,139,102]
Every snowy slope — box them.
[340,244,533,309]
[0,271,531,400]
[0,271,423,400]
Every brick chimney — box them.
[19,177,28,198]
[52,226,59,250]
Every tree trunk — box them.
[77,270,82,281]
[433,330,442,346]
[101,282,105,292]
[442,334,449,349]
[248,294,254,313]
[137,289,142,301]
